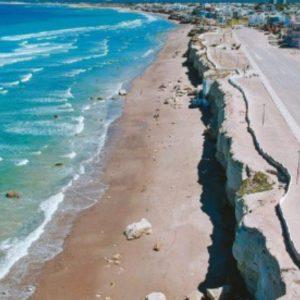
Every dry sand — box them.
[31,25,234,300]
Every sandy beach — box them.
[31,25,236,300]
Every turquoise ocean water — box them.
[0,2,173,295]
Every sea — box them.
[0,2,174,297]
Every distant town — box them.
[131,1,300,48]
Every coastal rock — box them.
[185,290,203,300]
[206,286,231,300]
[118,89,127,96]
[5,191,20,199]
[124,218,152,240]
[145,292,166,300]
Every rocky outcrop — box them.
[188,31,300,299]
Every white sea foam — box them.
[15,159,29,166]
[0,19,143,42]
[32,67,43,73]
[62,53,107,65]
[90,38,109,56]
[1,43,74,58]
[2,80,20,87]
[0,157,3,162]
[60,103,73,109]
[142,49,154,58]
[140,12,158,23]
[31,150,42,155]
[66,87,74,99]
[20,73,32,83]
[63,68,86,77]
[20,104,73,115]
[0,56,34,68]
[75,116,85,134]
[83,104,91,111]
[5,120,77,136]
[62,151,76,159]
[0,42,74,68]
[26,97,67,104]
[0,89,8,95]
[0,192,65,280]
[79,165,85,174]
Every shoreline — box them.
[0,7,176,299]
[30,24,230,299]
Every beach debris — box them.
[110,281,116,287]
[53,114,59,119]
[153,112,160,120]
[158,84,167,91]
[118,89,127,96]
[5,191,20,199]
[124,218,152,240]
[96,294,101,298]
[145,292,166,300]
[206,285,231,300]
[104,253,122,266]
[185,290,203,300]
[97,96,104,101]
[105,297,111,300]
[163,99,169,105]
[153,242,161,252]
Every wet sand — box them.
[31,25,231,300]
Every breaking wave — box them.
[0,19,143,42]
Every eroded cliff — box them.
[188,30,300,299]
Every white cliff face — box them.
[188,33,300,299]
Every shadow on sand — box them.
[183,54,249,299]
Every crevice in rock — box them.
[184,56,249,299]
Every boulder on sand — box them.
[118,89,127,96]
[185,290,203,300]
[207,285,231,300]
[145,292,166,300]
[124,218,152,240]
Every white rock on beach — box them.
[186,290,203,300]
[124,218,152,240]
[145,292,166,300]
[118,89,127,96]
[207,285,231,300]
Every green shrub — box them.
[237,171,273,197]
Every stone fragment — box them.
[153,242,161,252]
[206,285,231,300]
[185,290,203,300]
[112,253,121,260]
[124,218,152,240]
[153,112,160,120]
[145,292,166,300]
[118,89,127,96]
